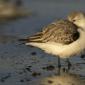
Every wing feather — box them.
[19,20,79,44]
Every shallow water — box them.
[0,0,85,85]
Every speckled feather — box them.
[42,20,79,44]
[19,20,79,44]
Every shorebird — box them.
[0,0,29,21]
[19,18,81,71]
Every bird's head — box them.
[67,11,85,29]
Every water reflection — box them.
[30,72,85,85]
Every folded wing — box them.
[19,20,79,44]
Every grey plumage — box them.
[19,20,79,44]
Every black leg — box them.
[66,58,72,71]
[58,57,61,68]
[57,56,61,75]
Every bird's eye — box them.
[73,20,76,22]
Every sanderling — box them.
[0,0,29,21]
[19,18,81,71]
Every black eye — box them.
[73,20,76,22]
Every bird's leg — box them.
[66,58,72,71]
[58,56,61,71]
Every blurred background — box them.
[0,0,85,85]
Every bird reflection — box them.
[29,72,85,85]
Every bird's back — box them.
[42,20,79,44]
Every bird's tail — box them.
[18,32,43,43]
